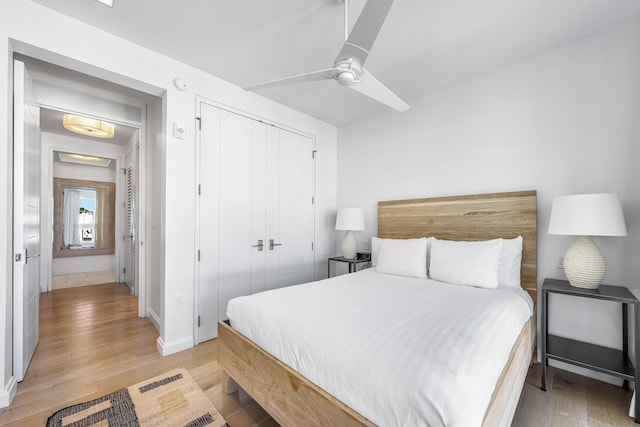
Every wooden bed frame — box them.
[218,190,537,427]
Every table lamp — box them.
[335,208,365,259]
[548,193,627,289]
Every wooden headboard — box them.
[378,190,537,303]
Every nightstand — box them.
[541,278,639,422]
[327,254,371,278]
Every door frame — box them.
[43,144,123,290]
[9,41,160,322]
[20,73,148,318]
[2,41,163,407]
[42,120,146,318]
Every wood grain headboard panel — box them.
[378,190,537,303]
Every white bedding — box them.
[227,268,533,427]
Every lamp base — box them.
[563,236,606,289]
[341,230,357,259]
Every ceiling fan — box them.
[244,0,409,112]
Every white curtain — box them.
[63,189,82,247]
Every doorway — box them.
[15,54,150,300]
[13,54,156,381]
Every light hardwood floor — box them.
[515,363,635,426]
[0,283,276,427]
[0,283,635,426]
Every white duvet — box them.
[227,268,533,427]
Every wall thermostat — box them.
[173,122,186,139]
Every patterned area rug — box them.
[46,367,229,427]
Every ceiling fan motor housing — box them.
[336,70,357,86]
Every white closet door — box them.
[266,128,315,290]
[197,104,221,342]
[250,121,267,295]
[197,102,315,342]
[264,126,280,290]
[217,110,263,322]
[299,134,316,285]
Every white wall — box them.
[338,19,640,384]
[0,0,337,406]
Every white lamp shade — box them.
[548,193,627,236]
[335,208,365,231]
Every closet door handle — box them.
[252,240,264,251]
[269,239,283,250]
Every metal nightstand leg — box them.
[541,289,548,391]
[634,301,640,423]
[623,303,629,390]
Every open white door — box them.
[13,59,41,382]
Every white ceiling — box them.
[31,0,640,125]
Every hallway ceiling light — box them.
[68,154,104,161]
[63,114,115,139]
[96,0,113,7]
[58,152,112,167]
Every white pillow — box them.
[499,236,523,287]
[427,237,523,287]
[375,237,428,278]
[429,238,503,289]
[372,236,434,268]
[371,236,383,267]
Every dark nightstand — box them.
[541,278,639,422]
[327,254,371,278]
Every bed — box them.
[218,190,537,426]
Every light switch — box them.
[173,122,186,139]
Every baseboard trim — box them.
[156,335,193,356]
[147,308,161,332]
[0,375,17,409]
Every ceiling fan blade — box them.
[244,68,340,91]
[334,0,395,67]
[350,68,409,112]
